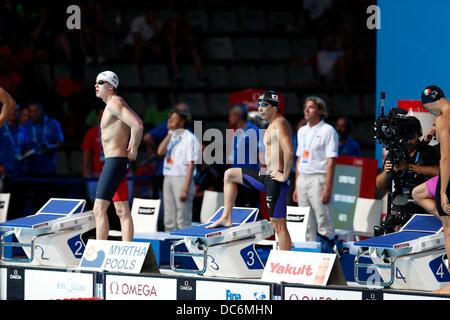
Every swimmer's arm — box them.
[408,164,440,177]
[295,130,302,179]
[279,122,294,182]
[109,98,144,159]
[0,87,16,128]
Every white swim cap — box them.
[96,70,119,89]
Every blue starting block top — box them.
[37,198,85,215]
[0,198,86,230]
[355,214,443,249]
[170,207,258,238]
[355,231,434,249]
[401,215,442,232]
[170,223,238,237]
[0,214,62,229]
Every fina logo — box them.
[253,292,267,300]
[226,289,241,300]
[56,278,86,292]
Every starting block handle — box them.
[354,244,446,288]
[0,230,36,263]
[354,249,396,287]
[170,239,207,275]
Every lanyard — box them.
[413,151,420,164]
[3,123,20,157]
[302,122,322,152]
[32,116,48,144]
[167,134,182,158]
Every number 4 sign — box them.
[429,254,450,282]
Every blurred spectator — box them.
[0,105,30,219]
[227,103,262,208]
[122,9,161,65]
[157,109,200,231]
[160,11,208,85]
[23,101,63,213]
[19,105,29,125]
[335,116,361,157]
[0,105,29,181]
[24,102,64,176]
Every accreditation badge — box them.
[302,149,311,164]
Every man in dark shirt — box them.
[335,116,361,157]
[376,116,440,231]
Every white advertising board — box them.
[105,274,177,300]
[262,250,336,285]
[24,269,94,300]
[79,239,149,273]
[196,280,270,300]
[285,286,362,300]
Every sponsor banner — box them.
[7,267,25,300]
[177,278,196,300]
[262,251,336,285]
[331,164,362,230]
[79,239,149,273]
[24,269,94,300]
[384,293,450,300]
[285,287,362,300]
[105,274,177,300]
[0,268,6,300]
[196,280,270,300]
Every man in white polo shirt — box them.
[293,96,338,244]
[157,109,200,231]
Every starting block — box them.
[0,198,95,267]
[354,214,450,291]
[170,206,274,278]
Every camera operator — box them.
[375,116,440,233]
